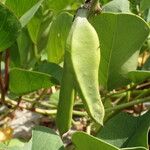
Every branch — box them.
[106,96,150,112]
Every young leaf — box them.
[9,68,55,95]
[0,3,21,51]
[90,13,150,90]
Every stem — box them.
[3,97,87,117]
[105,96,150,112]
[126,84,131,102]
[134,88,150,99]
[106,84,136,99]
[34,109,87,117]
[0,52,5,104]
[0,53,3,90]
[0,97,22,121]
[73,110,87,116]
[0,49,10,104]
[136,82,150,89]
[31,109,87,117]
[4,49,10,92]
[31,88,48,109]
[34,44,39,60]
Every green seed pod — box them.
[67,8,104,125]
[56,8,105,135]
[56,53,75,135]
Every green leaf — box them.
[46,12,73,63]
[147,9,150,22]
[9,68,54,95]
[102,0,130,13]
[0,143,20,150]
[0,143,8,150]
[140,0,150,11]
[0,0,6,4]
[90,13,150,90]
[1,126,65,150]
[10,43,21,68]
[143,56,150,70]
[7,139,24,148]
[27,8,43,44]
[36,10,53,53]
[97,111,150,149]
[72,131,119,150]
[34,61,63,83]
[17,28,33,68]
[128,70,150,83]
[49,90,59,106]
[6,0,44,28]
[21,126,65,150]
[44,0,72,11]
[19,0,44,28]
[6,0,39,17]
[0,3,21,51]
